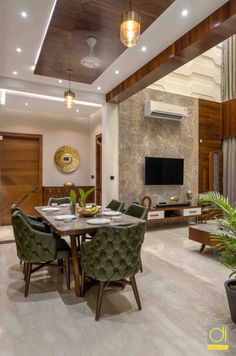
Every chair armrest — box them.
[28,219,48,233]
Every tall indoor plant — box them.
[199,191,236,323]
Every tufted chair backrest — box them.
[80,222,146,281]
[125,204,148,221]
[12,211,56,263]
[48,197,70,206]
[106,199,124,212]
[10,204,47,233]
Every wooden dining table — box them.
[35,206,144,297]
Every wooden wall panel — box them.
[199,99,222,193]
[222,98,236,138]
[43,186,95,205]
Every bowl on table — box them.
[77,206,100,217]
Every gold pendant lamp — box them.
[64,69,75,109]
[120,0,141,48]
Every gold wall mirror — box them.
[54,146,80,173]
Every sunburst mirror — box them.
[54,146,80,173]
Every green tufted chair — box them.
[12,211,71,297]
[48,197,70,206]
[106,199,124,212]
[80,222,146,320]
[11,205,50,233]
[125,204,149,220]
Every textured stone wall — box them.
[119,88,198,208]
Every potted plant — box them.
[199,191,236,323]
[70,189,77,214]
[78,187,95,207]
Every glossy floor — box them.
[0,224,235,356]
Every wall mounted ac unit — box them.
[144,100,187,121]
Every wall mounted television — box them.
[145,157,184,185]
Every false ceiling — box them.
[35,0,175,84]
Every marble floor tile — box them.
[0,224,236,356]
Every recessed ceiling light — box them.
[13,71,18,75]
[21,11,28,18]
[25,102,28,106]
[76,109,79,113]
[97,86,101,91]
[115,70,120,75]
[141,46,147,52]
[58,79,63,84]
[16,47,22,53]
[182,9,188,17]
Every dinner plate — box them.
[60,203,70,207]
[103,208,111,211]
[86,218,110,225]
[42,207,60,212]
[103,211,121,216]
[53,215,76,221]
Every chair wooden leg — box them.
[95,281,105,321]
[24,262,32,297]
[65,258,70,290]
[81,270,85,297]
[23,262,26,277]
[58,259,63,274]
[130,276,142,310]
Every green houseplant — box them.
[70,189,77,214]
[79,187,95,207]
[199,191,236,323]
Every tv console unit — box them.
[148,205,202,223]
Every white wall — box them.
[102,103,119,206]
[0,108,92,186]
[89,109,102,186]
[149,44,222,102]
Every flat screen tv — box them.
[145,157,184,185]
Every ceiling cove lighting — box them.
[1,88,103,108]
[64,69,75,109]
[0,90,6,106]
[120,0,141,48]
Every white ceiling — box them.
[0,0,229,117]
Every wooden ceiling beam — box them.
[106,0,236,103]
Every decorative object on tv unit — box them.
[186,190,193,204]
[63,182,75,187]
[54,146,80,173]
[169,196,180,202]
[79,187,95,207]
[141,196,152,208]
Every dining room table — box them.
[35,205,145,297]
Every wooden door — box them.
[95,134,102,205]
[0,132,42,225]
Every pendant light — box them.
[64,69,75,109]
[120,0,140,48]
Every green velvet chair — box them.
[11,205,50,233]
[12,211,71,297]
[106,199,124,212]
[48,197,70,206]
[80,222,146,320]
[125,204,149,220]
